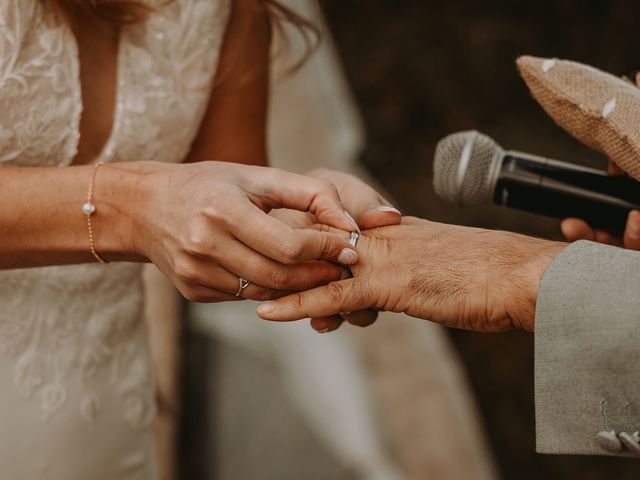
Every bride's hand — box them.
[271,168,402,331]
[257,217,565,332]
[113,161,361,303]
[271,169,401,230]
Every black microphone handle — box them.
[494,154,640,236]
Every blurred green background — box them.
[322,0,640,478]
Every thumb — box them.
[354,204,402,230]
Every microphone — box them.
[432,130,640,235]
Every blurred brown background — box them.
[321,0,640,478]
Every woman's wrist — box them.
[91,161,164,262]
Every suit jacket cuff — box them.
[535,240,640,456]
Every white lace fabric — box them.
[0,1,230,478]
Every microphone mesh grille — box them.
[432,131,503,206]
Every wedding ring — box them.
[235,277,250,297]
[343,233,359,315]
[348,231,359,248]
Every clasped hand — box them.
[258,218,565,333]
[132,160,565,334]
[126,162,401,307]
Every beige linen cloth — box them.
[518,55,640,180]
[145,2,497,478]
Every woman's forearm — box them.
[0,159,362,305]
[0,163,147,269]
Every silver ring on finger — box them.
[235,277,250,297]
[349,231,359,248]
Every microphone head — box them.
[433,130,504,206]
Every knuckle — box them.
[181,286,203,303]
[348,278,372,306]
[292,292,307,312]
[254,288,280,301]
[319,180,339,197]
[325,281,346,304]
[184,218,215,256]
[202,196,230,226]
[186,292,203,303]
[173,256,201,284]
[308,177,337,197]
[185,233,208,257]
[268,266,291,289]
[318,234,336,259]
[351,277,368,299]
[278,239,304,264]
[309,263,340,286]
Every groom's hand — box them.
[258,218,566,333]
[271,168,402,332]
[303,169,401,332]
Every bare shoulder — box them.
[185,0,271,165]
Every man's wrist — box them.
[514,238,567,331]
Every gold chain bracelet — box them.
[82,163,108,264]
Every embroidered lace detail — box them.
[107,0,230,164]
[0,264,156,427]
[0,0,230,431]
[0,1,81,166]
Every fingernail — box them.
[376,206,401,215]
[338,248,358,265]
[344,211,360,233]
[257,302,275,316]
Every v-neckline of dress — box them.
[65,21,126,167]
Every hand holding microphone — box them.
[561,160,640,250]
[433,130,640,247]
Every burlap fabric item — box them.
[517,55,640,180]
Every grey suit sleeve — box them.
[535,240,640,457]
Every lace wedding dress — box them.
[0,1,229,478]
